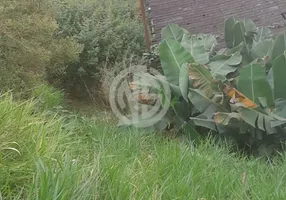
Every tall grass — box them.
[1,88,286,199]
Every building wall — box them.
[149,0,286,44]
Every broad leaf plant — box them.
[124,17,286,156]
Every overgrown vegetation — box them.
[0,0,81,95]
[126,17,286,157]
[3,0,286,198]
[53,0,145,99]
[0,0,145,101]
[2,89,286,199]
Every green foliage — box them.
[54,0,145,94]
[124,16,286,156]
[0,0,81,95]
[158,39,194,85]
[237,64,273,106]
[271,54,286,100]
[4,94,286,198]
[0,0,145,101]
[0,93,71,197]
[31,84,65,111]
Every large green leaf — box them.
[136,72,182,98]
[179,64,189,101]
[271,54,286,100]
[161,24,187,42]
[251,39,274,59]
[190,104,226,133]
[271,32,286,60]
[267,68,274,91]
[233,22,250,54]
[239,108,277,134]
[196,34,217,51]
[257,98,286,127]
[225,42,244,55]
[233,22,246,47]
[181,34,209,64]
[208,52,242,81]
[243,18,256,33]
[224,16,236,48]
[273,99,286,118]
[188,63,218,98]
[171,98,192,129]
[190,105,217,131]
[191,116,217,131]
[254,27,272,43]
[188,89,227,113]
[214,112,241,126]
[188,89,212,113]
[237,64,273,106]
[159,39,194,85]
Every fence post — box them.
[139,0,151,51]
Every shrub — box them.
[54,0,145,97]
[0,0,81,96]
[121,17,286,157]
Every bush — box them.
[54,0,145,98]
[0,0,81,96]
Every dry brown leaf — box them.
[223,85,257,108]
[241,172,246,185]
[135,93,157,105]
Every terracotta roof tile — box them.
[149,0,286,45]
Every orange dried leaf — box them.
[214,113,224,124]
[135,93,156,105]
[223,85,257,108]
[188,71,198,80]
[241,98,257,108]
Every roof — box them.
[148,0,286,44]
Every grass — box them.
[2,87,286,199]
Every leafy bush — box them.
[123,17,286,157]
[0,0,81,95]
[54,0,145,97]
